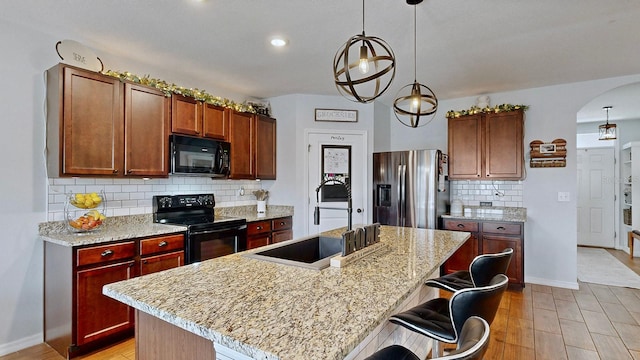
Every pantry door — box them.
[577,148,615,248]
[305,130,367,235]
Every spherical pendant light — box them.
[333,0,396,103]
[393,0,439,128]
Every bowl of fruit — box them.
[67,210,106,232]
[65,191,107,233]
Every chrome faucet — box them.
[314,178,352,231]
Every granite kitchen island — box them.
[103,226,469,360]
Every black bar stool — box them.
[426,248,513,292]
[390,274,508,358]
[364,316,490,360]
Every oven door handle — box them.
[189,225,247,236]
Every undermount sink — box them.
[244,235,342,270]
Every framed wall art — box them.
[314,108,358,123]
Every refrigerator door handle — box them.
[399,164,407,227]
[397,164,403,226]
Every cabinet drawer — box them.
[443,219,479,232]
[247,235,270,249]
[77,241,136,267]
[247,220,271,236]
[272,217,292,231]
[140,250,184,276]
[139,234,185,256]
[272,229,293,244]
[482,222,522,235]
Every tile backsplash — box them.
[47,176,263,221]
[450,180,523,208]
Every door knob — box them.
[356,208,363,213]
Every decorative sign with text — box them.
[56,39,103,72]
[315,108,358,122]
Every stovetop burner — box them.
[152,194,245,230]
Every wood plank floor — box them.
[3,249,640,360]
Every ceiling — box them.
[4,0,640,121]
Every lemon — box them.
[84,199,94,207]
[75,193,84,201]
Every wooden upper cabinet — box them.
[46,63,169,177]
[448,110,524,180]
[202,103,228,140]
[171,94,228,141]
[484,111,523,179]
[229,111,256,179]
[61,65,124,176]
[171,94,201,136]
[448,114,482,179]
[256,115,277,180]
[125,84,170,176]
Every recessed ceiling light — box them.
[270,38,288,47]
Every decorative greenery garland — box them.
[101,70,256,114]
[446,104,529,118]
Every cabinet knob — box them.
[256,226,262,230]
[127,169,133,174]
[477,174,480,177]
[158,241,168,247]
[101,249,114,257]
[143,260,148,264]
[280,222,285,225]
[497,226,505,230]
[113,169,119,174]
[457,224,465,228]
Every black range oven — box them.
[152,194,247,264]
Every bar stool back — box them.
[390,274,508,358]
[364,316,490,360]
[425,248,513,292]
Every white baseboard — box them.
[0,333,43,357]
[525,276,579,290]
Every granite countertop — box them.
[39,214,187,247]
[441,206,527,223]
[39,205,295,247]
[103,226,469,360]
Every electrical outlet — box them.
[558,192,570,202]
[480,201,493,207]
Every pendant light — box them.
[598,106,617,140]
[333,0,396,103]
[393,0,438,128]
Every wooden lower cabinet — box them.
[76,260,135,346]
[246,216,293,249]
[44,232,185,358]
[441,218,524,287]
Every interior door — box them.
[306,131,367,234]
[577,148,615,247]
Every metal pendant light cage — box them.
[598,106,617,140]
[393,0,438,128]
[333,1,396,103]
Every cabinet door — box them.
[247,234,270,249]
[202,104,228,140]
[171,94,201,136]
[482,235,523,286]
[441,219,480,274]
[62,66,124,175]
[256,115,277,180]
[229,111,256,179]
[125,84,170,176]
[448,115,482,179]
[76,260,134,345]
[140,251,184,276]
[484,110,523,179]
[272,230,293,244]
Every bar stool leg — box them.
[432,340,443,358]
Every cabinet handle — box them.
[497,226,505,230]
[256,226,262,230]
[127,169,133,174]
[457,224,465,228]
[101,249,114,257]
[158,241,168,247]
[113,169,119,174]
[477,174,480,177]
[143,260,148,264]
[280,222,285,226]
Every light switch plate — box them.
[558,192,570,202]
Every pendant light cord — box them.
[362,0,365,34]
[413,4,417,82]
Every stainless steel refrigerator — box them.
[373,149,449,229]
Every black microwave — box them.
[170,135,230,177]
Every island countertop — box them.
[103,226,469,360]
